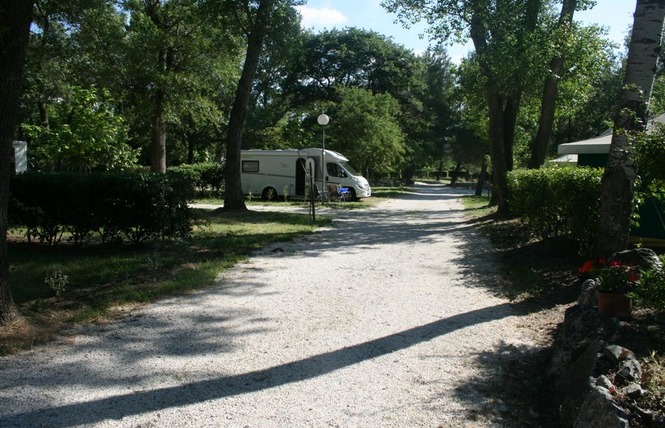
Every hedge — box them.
[9,171,196,246]
[167,162,224,197]
[507,167,603,253]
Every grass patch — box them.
[461,195,496,219]
[370,186,411,199]
[2,210,330,355]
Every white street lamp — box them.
[317,113,329,201]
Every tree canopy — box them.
[12,0,635,184]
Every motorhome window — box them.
[326,163,346,177]
[242,160,259,173]
[339,161,359,176]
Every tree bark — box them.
[475,158,488,196]
[469,7,509,212]
[150,88,167,173]
[528,0,577,169]
[149,43,168,173]
[486,88,509,212]
[0,0,33,325]
[449,162,462,186]
[502,93,520,172]
[595,0,665,258]
[223,0,275,211]
[468,0,541,213]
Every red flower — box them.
[579,260,595,273]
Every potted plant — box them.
[579,258,639,319]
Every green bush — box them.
[9,171,196,245]
[507,167,603,253]
[632,255,665,312]
[168,163,224,197]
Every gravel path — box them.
[0,184,539,427]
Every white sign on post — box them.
[12,141,27,173]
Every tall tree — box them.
[244,2,303,149]
[223,0,279,211]
[528,0,577,168]
[326,87,405,179]
[416,47,461,181]
[596,0,665,257]
[284,28,429,178]
[20,1,241,170]
[383,0,547,213]
[124,0,203,173]
[0,0,34,324]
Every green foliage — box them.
[9,172,195,246]
[651,74,665,116]
[631,255,665,311]
[326,87,406,178]
[633,123,665,193]
[44,269,68,298]
[167,163,224,197]
[22,86,138,172]
[280,27,437,178]
[507,167,603,252]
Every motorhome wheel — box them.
[262,187,277,201]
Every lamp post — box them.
[317,113,329,201]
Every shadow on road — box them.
[3,303,513,427]
[1,184,551,426]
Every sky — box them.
[296,0,636,63]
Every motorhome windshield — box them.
[339,161,360,176]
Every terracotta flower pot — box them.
[596,291,632,320]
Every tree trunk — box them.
[150,46,167,174]
[595,0,665,258]
[468,1,541,214]
[528,0,577,169]
[486,88,509,212]
[502,93,520,172]
[223,0,275,211]
[0,0,33,325]
[449,162,462,186]
[150,95,167,173]
[38,100,49,129]
[475,159,488,196]
[187,136,195,164]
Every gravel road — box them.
[0,183,540,427]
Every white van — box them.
[240,148,371,200]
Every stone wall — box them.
[549,281,649,427]
[550,248,663,426]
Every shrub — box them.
[632,255,665,312]
[167,163,224,197]
[9,171,196,245]
[507,167,603,253]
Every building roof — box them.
[557,112,665,155]
[558,134,612,154]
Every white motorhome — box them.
[240,148,371,200]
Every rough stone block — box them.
[573,386,629,428]
[604,345,636,366]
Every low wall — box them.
[549,280,647,427]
